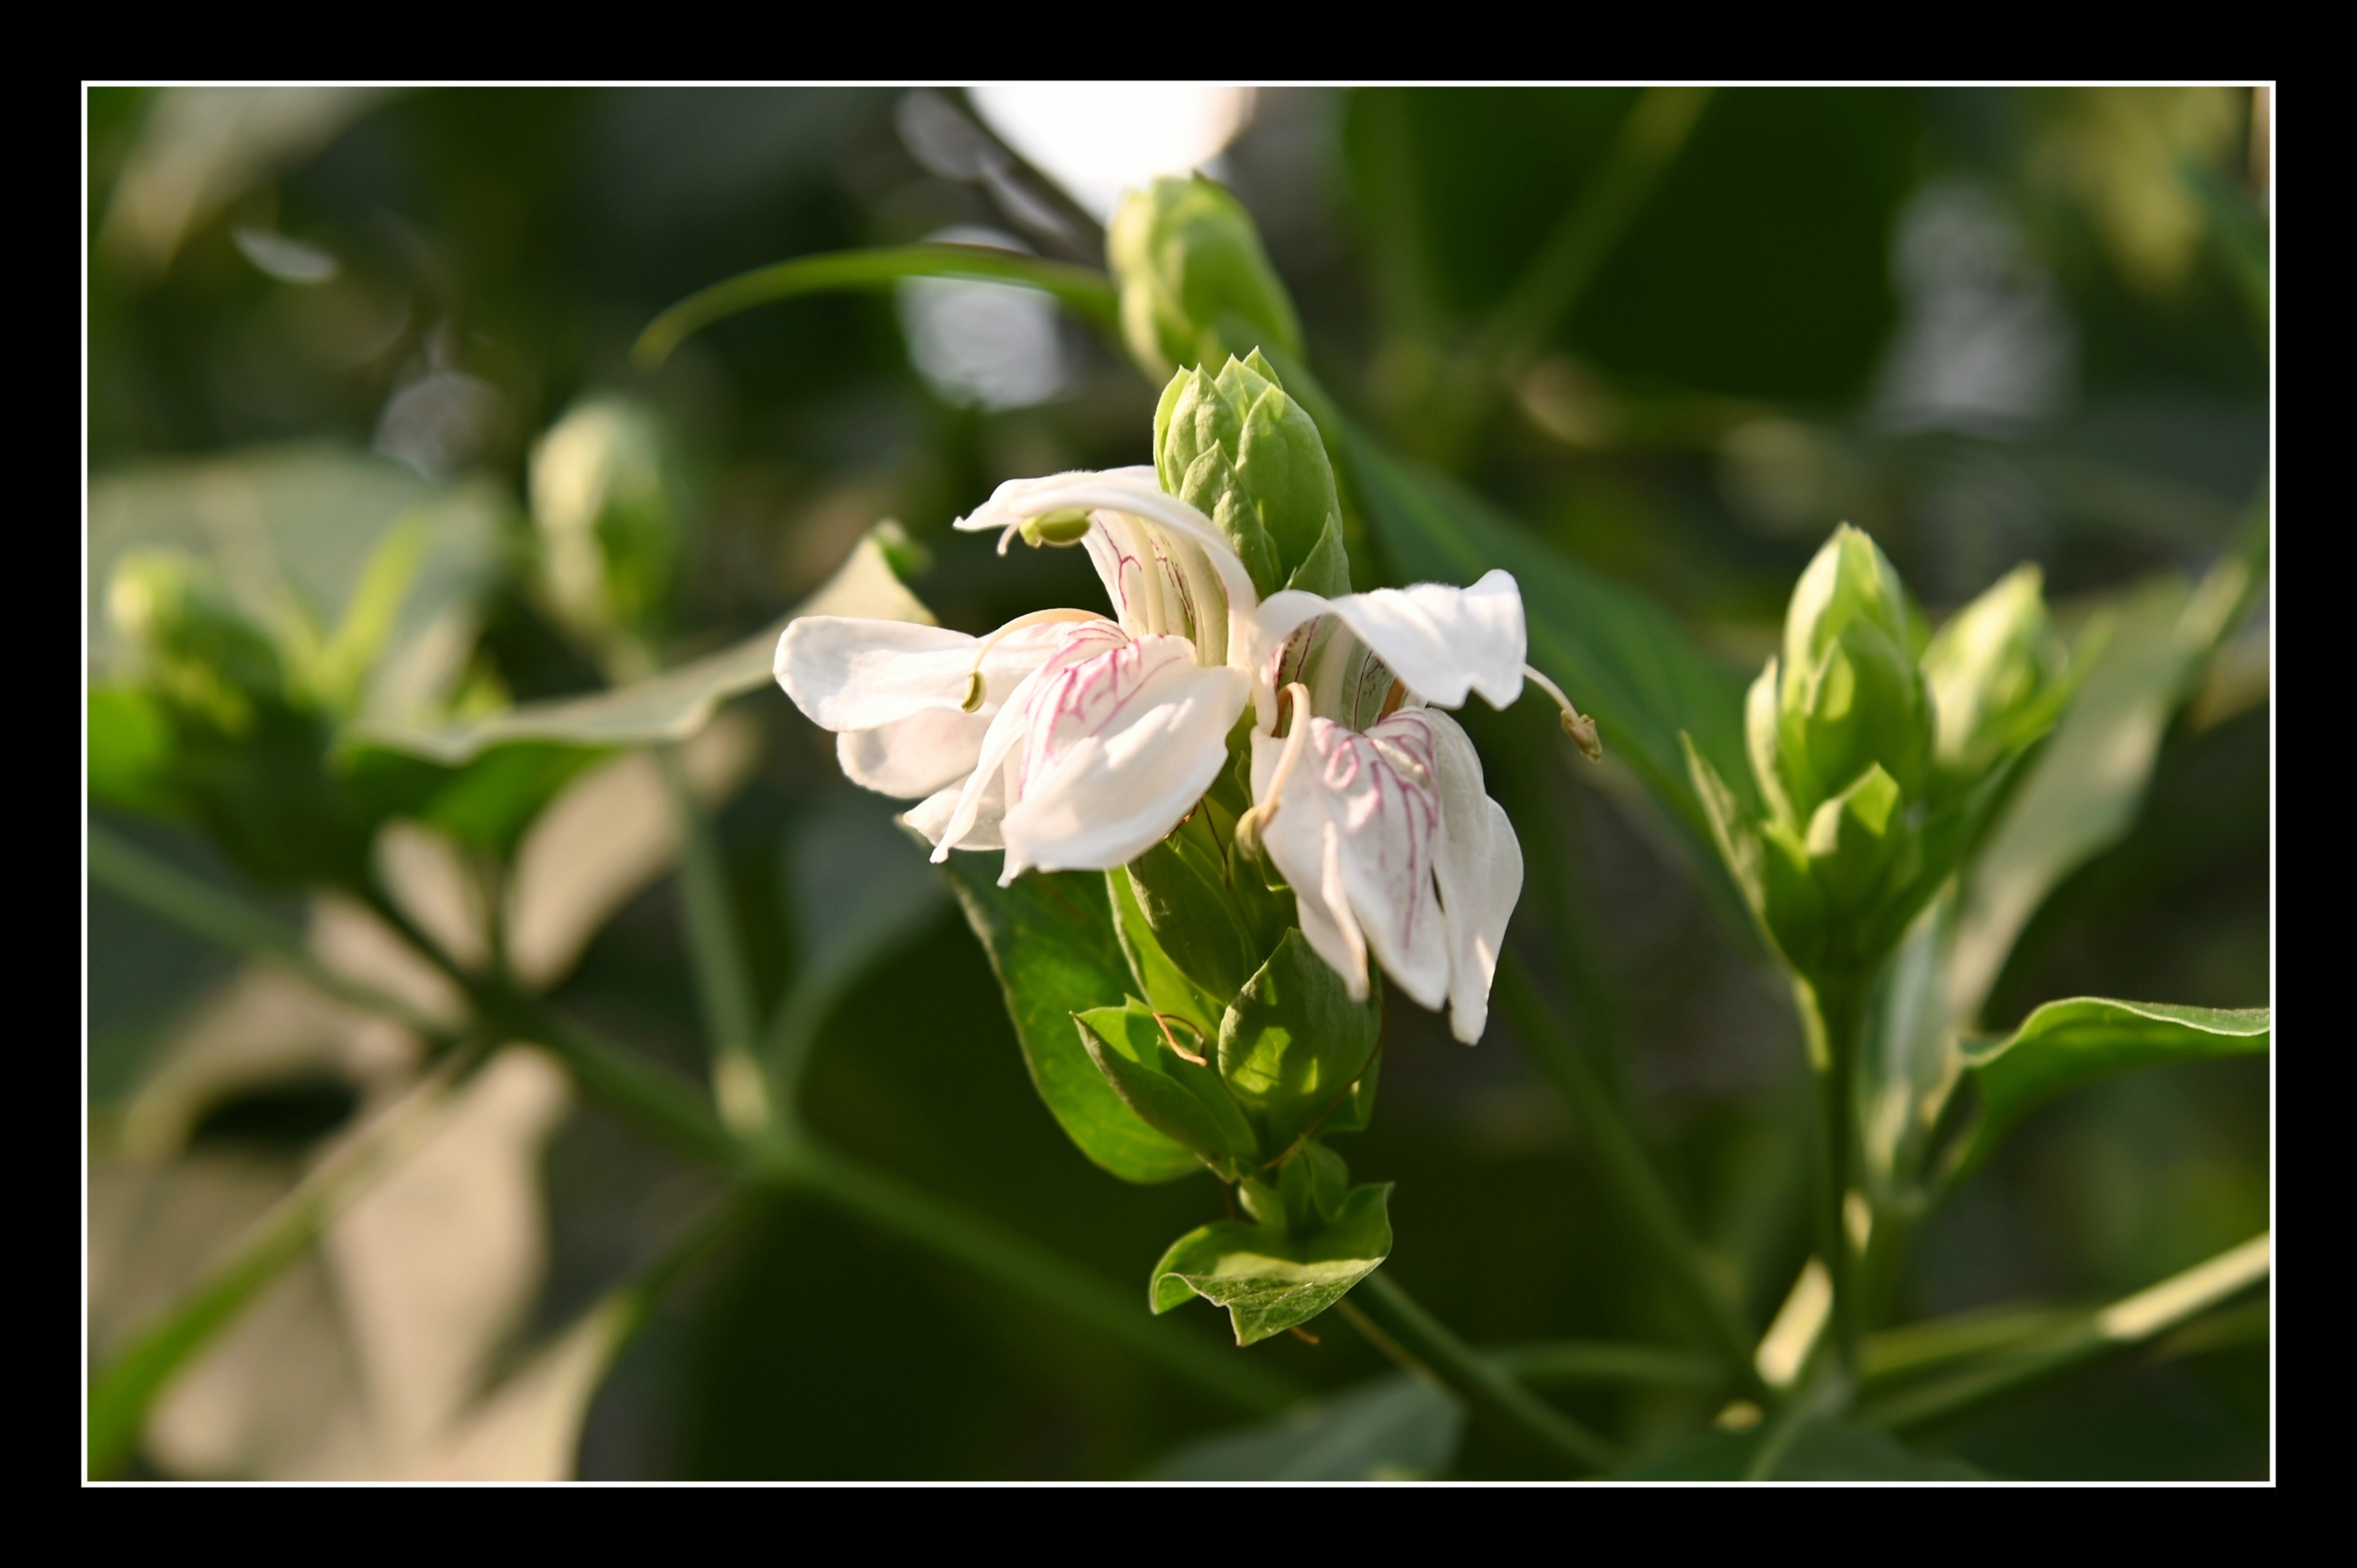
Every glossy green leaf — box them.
[634,244,1119,369]
[1217,928,1382,1153]
[1077,1001,1258,1172]
[1148,1374,1463,1479]
[1951,998,2268,1178]
[1106,869,1223,1045]
[939,858,1200,1185]
[351,528,931,764]
[1151,1181,1394,1345]
[1340,420,1752,844]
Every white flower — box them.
[1240,571,1591,1044]
[776,463,1596,1044]
[775,468,1251,886]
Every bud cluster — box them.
[1153,350,1349,600]
[1109,176,1303,382]
[1697,526,2070,980]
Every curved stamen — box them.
[1235,682,1312,859]
[961,608,1113,711]
[1523,663,1603,762]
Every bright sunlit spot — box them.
[968,84,1256,222]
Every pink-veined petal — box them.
[931,619,1132,859]
[999,655,1248,882]
[1254,711,1450,1010]
[1251,728,1370,1000]
[1426,710,1523,1043]
[1256,569,1527,712]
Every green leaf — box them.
[634,244,1120,369]
[1106,868,1223,1042]
[88,687,181,817]
[1620,1418,1982,1480]
[1339,420,1752,847]
[351,528,931,764]
[1148,1374,1463,1480]
[1951,998,2268,1178]
[89,443,505,722]
[1077,1001,1259,1172]
[939,857,1200,1185]
[1151,1181,1394,1345]
[1217,928,1382,1153]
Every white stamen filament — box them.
[1524,663,1603,762]
[1235,682,1312,859]
[961,608,1112,711]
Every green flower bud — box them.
[1768,526,1932,820]
[107,549,285,734]
[1922,563,2066,790]
[1153,351,1347,598]
[529,396,685,665]
[1109,176,1303,382]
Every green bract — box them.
[1153,351,1349,599]
[1921,563,2069,795]
[530,395,687,666]
[1109,175,1304,383]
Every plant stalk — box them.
[654,744,772,1133]
[1497,955,1764,1395]
[1797,973,1867,1384]
[1342,1272,1618,1474]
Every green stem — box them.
[634,245,1120,370]
[87,825,455,1043]
[1497,955,1764,1395]
[1495,1341,1718,1392]
[777,1136,1301,1416]
[88,1048,480,1475]
[1856,1233,2270,1436]
[1797,973,1866,1384]
[1477,87,1715,375]
[655,745,772,1133]
[1342,1273,1618,1474]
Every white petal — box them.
[776,615,1076,732]
[1257,569,1527,711]
[1251,728,1369,1000]
[1256,711,1450,1010]
[775,617,977,730]
[902,780,1002,852]
[932,619,1131,859]
[998,646,1248,881]
[837,707,989,799]
[952,467,1258,659]
[1426,711,1524,1043]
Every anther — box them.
[1524,663,1603,762]
[961,608,1112,711]
[1018,507,1095,549]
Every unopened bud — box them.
[1768,526,1931,819]
[529,395,685,660]
[1109,176,1302,382]
[1923,563,2065,788]
[1153,352,1344,597]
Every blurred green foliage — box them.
[86,86,2268,1480]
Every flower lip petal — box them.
[1255,569,1527,712]
[775,617,979,731]
[999,659,1248,881]
[1424,710,1522,1044]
